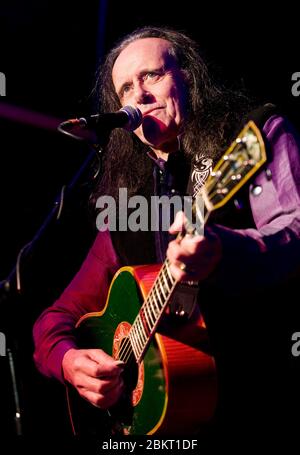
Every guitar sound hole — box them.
[119,337,138,393]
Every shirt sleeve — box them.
[208,115,300,293]
[33,229,120,382]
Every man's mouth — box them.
[142,106,164,117]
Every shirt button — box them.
[265,168,272,180]
[251,185,262,196]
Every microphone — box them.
[57,105,142,143]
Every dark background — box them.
[0,0,299,447]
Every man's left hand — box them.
[167,211,222,282]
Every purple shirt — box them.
[33,115,300,382]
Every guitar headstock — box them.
[183,121,267,236]
[201,120,267,213]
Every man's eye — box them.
[122,85,131,94]
[145,72,159,80]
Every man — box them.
[33,26,300,440]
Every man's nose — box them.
[133,83,153,105]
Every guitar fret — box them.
[139,310,150,337]
[149,292,160,317]
[136,316,147,344]
[145,299,155,327]
[153,283,163,309]
[162,267,171,293]
[143,302,153,330]
[165,260,175,285]
[148,297,159,326]
[149,290,159,317]
[158,276,167,299]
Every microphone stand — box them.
[0,136,104,437]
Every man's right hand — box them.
[62,348,124,409]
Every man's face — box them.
[112,37,187,154]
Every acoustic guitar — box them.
[68,121,266,436]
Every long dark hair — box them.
[91,26,255,202]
